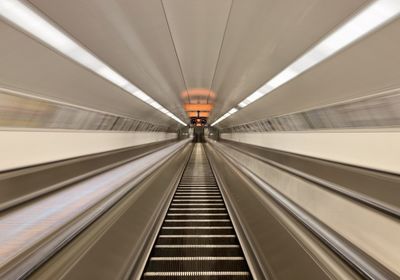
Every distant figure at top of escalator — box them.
[193,126,205,142]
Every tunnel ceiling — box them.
[17,0,368,126]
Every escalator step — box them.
[146,258,249,271]
[141,144,252,279]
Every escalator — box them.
[142,144,252,279]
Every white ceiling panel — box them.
[162,0,231,91]
[2,0,373,128]
[0,20,176,126]
[209,0,368,121]
[222,15,400,128]
[28,0,188,120]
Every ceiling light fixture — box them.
[0,0,186,126]
[211,108,238,126]
[214,0,400,126]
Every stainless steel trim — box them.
[166,213,228,216]
[169,208,225,210]
[205,144,267,280]
[223,140,400,218]
[170,203,224,206]
[172,199,223,202]
[162,226,232,229]
[164,219,230,222]
[155,245,239,248]
[150,257,243,261]
[214,143,398,280]
[1,140,191,279]
[173,196,222,198]
[158,235,235,238]
[143,271,249,276]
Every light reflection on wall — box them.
[221,91,400,133]
[0,90,173,132]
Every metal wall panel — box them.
[221,92,400,133]
[0,90,173,132]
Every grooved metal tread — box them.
[142,144,252,279]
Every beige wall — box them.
[221,130,400,174]
[1,130,177,171]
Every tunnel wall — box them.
[220,130,400,175]
[0,130,177,172]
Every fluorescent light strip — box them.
[211,108,238,126]
[0,0,186,126]
[218,0,400,125]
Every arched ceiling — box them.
[2,0,370,126]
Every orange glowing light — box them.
[184,103,213,112]
[181,88,215,119]
[188,111,210,117]
[181,88,216,100]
